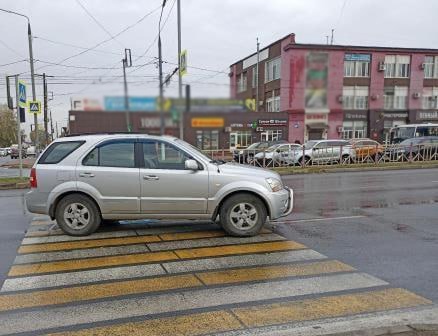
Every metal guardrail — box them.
[202,144,438,169]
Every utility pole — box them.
[330,29,334,45]
[256,38,260,112]
[0,9,38,152]
[55,121,59,138]
[177,0,183,139]
[122,48,132,132]
[158,0,167,135]
[49,110,54,141]
[14,75,23,178]
[43,73,48,146]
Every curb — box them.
[0,182,29,190]
[325,324,438,336]
[276,163,438,176]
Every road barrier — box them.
[203,144,438,169]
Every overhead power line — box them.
[76,0,124,48]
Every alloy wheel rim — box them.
[63,202,90,230]
[229,202,258,230]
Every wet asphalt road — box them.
[276,168,438,301]
[0,189,31,283]
[0,168,437,302]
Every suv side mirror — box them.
[185,159,199,170]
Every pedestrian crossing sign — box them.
[28,100,41,114]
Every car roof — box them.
[56,133,178,143]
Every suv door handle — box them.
[143,175,159,181]
[79,172,95,178]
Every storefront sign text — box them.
[384,112,408,119]
[418,111,438,120]
[191,117,225,128]
[258,118,288,127]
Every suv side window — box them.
[39,141,84,164]
[313,142,327,149]
[142,141,191,170]
[83,141,135,168]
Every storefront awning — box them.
[306,123,328,129]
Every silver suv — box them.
[26,134,293,237]
[285,139,355,165]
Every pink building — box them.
[230,33,438,143]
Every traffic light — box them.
[19,107,26,123]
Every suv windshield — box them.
[175,139,213,162]
[246,142,260,150]
[304,141,318,149]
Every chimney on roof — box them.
[290,33,296,44]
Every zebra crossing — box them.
[0,217,436,335]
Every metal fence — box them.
[203,144,438,169]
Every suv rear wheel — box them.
[55,194,101,236]
[219,193,267,237]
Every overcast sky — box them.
[1,0,438,133]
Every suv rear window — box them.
[38,141,84,164]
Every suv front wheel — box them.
[219,193,267,237]
[55,194,101,236]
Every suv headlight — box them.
[266,177,283,192]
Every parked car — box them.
[26,134,294,237]
[349,138,383,161]
[5,147,11,155]
[233,140,288,163]
[383,136,438,162]
[10,144,27,159]
[254,143,303,166]
[26,146,36,157]
[286,139,355,165]
[0,148,7,157]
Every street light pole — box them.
[14,75,23,178]
[122,48,132,132]
[158,0,167,136]
[0,9,38,152]
[177,0,183,139]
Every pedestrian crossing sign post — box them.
[179,50,187,76]
[18,80,27,108]
[28,100,41,114]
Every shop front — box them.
[304,113,328,141]
[342,111,369,139]
[369,111,409,143]
[411,110,438,124]
[184,112,289,151]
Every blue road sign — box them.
[18,80,26,108]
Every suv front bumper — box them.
[270,186,294,220]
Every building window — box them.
[265,57,281,83]
[384,55,410,78]
[342,121,367,139]
[342,86,369,110]
[422,87,438,109]
[196,130,219,150]
[260,130,283,141]
[424,56,438,79]
[343,54,371,77]
[266,94,280,112]
[230,131,252,149]
[237,72,247,92]
[252,66,258,88]
[384,86,408,110]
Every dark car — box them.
[384,136,438,162]
[10,144,27,159]
[233,140,288,163]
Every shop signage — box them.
[140,117,176,128]
[384,112,408,119]
[104,96,156,111]
[344,112,368,120]
[344,54,371,62]
[258,118,288,127]
[305,114,328,121]
[230,123,253,128]
[305,52,328,109]
[417,111,438,120]
[173,99,248,112]
[191,117,224,128]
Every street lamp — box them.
[158,0,166,135]
[0,8,39,152]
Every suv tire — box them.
[219,193,267,237]
[55,194,101,236]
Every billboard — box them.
[305,53,328,110]
[104,96,156,111]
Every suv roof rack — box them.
[65,132,147,137]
